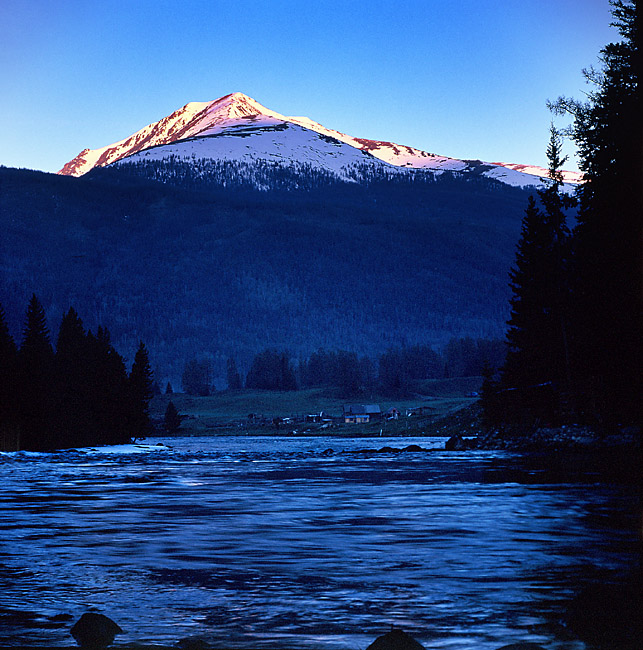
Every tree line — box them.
[180,337,506,397]
[0,295,154,451]
[482,1,639,430]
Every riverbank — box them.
[150,388,640,454]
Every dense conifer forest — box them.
[0,297,153,451]
[482,0,640,430]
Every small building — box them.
[343,404,382,424]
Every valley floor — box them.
[149,381,482,439]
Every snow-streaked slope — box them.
[59,93,284,176]
[59,91,579,190]
[491,161,583,184]
[113,122,382,180]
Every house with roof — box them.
[343,404,382,424]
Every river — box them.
[0,435,638,649]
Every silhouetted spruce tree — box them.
[54,307,91,448]
[165,381,174,395]
[164,400,182,433]
[128,342,154,440]
[0,304,18,444]
[226,357,242,390]
[501,127,574,424]
[550,0,640,424]
[86,327,130,445]
[17,295,55,450]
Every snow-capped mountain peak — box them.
[58,92,579,190]
[58,93,285,176]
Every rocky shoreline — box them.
[447,422,640,452]
[428,401,641,454]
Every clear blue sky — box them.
[1,0,615,174]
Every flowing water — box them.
[0,435,638,649]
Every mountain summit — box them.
[59,92,581,186]
[59,93,275,176]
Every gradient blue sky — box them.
[1,0,615,174]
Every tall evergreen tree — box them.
[550,0,640,424]
[17,295,55,450]
[128,342,154,440]
[501,127,574,423]
[164,400,182,433]
[20,295,53,362]
[54,307,90,448]
[86,327,130,445]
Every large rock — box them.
[445,435,467,451]
[365,628,425,650]
[70,612,122,648]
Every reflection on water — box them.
[0,436,638,649]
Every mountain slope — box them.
[109,123,382,181]
[59,92,578,189]
[1,164,532,385]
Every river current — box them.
[0,435,638,649]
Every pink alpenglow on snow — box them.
[59,92,580,191]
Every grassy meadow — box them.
[150,377,482,438]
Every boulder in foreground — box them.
[366,628,425,650]
[70,612,122,648]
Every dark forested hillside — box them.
[0,162,535,384]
